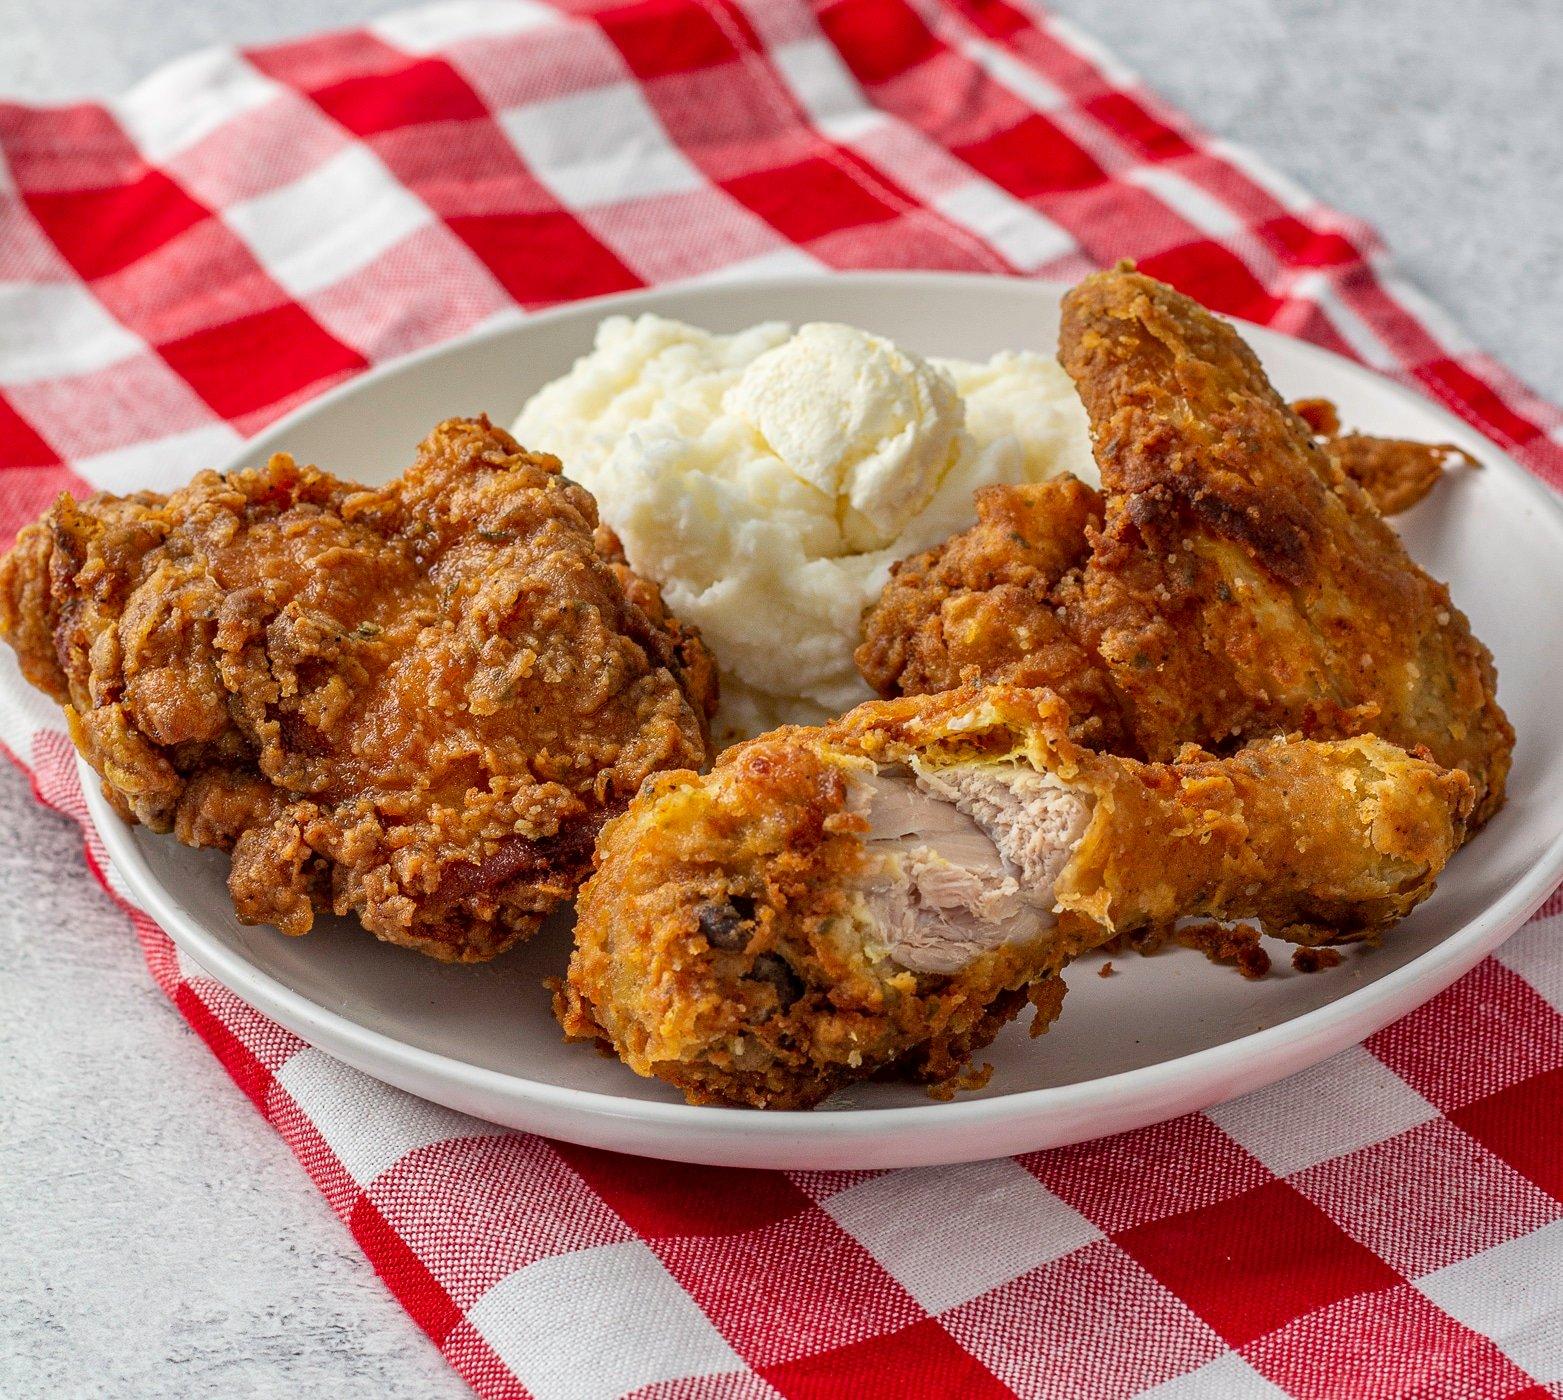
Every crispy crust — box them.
[0,418,717,960]
[561,684,1471,1107]
[859,268,1512,828]
[1055,268,1510,825]
[855,477,1131,751]
[1294,397,1477,516]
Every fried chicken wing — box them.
[0,417,717,961]
[557,685,1471,1108]
[1293,397,1479,516]
[860,268,1511,827]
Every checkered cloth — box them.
[2,1,1560,1395]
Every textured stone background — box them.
[1,1,1558,1394]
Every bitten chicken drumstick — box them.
[558,685,1472,1108]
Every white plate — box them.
[82,274,1563,1170]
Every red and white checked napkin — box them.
[3,2,1561,1395]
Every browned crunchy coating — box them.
[595,523,718,731]
[0,417,716,961]
[558,684,1471,1108]
[1293,945,1345,973]
[1122,921,1273,980]
[1293,397,1478,516]
[856,477,1131,751]
[860,268,1511,827]
[925,1058,997,1102]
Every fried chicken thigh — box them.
[860,268,1512,827]
[558,685,1471,1108]
[0,418,717,961]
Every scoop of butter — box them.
[724,323,963,551]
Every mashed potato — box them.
[938,350,1095,483]
[514,315,1094,740]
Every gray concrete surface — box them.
[0,1,1557,1395]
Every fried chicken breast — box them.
[558,685,1471,1108]
[860,268,1512,827]
[0,417,717,961]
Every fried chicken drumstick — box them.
[558,685,1471,1109]
[0,418,716,961]
[859,268,1512,827]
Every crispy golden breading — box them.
[1293,397,1478,516]
[860,268,1512,827]
[857,416,1470,731]
[1325,432,1476,517]
[855,477,1132,751]
[558,685,1471,1108]
[0,418,716,961]
[1112,921,1273,981]
[594,523,718,728]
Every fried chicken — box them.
[857,478,1130,749]
[1294,397,1478,516]
[855,475,1133,752]
[859,268,1512,827]
[557,685,1471,1108]
[0,417,717,961]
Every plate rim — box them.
[87,758,1563,1140]
[81,270,1563,1159]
